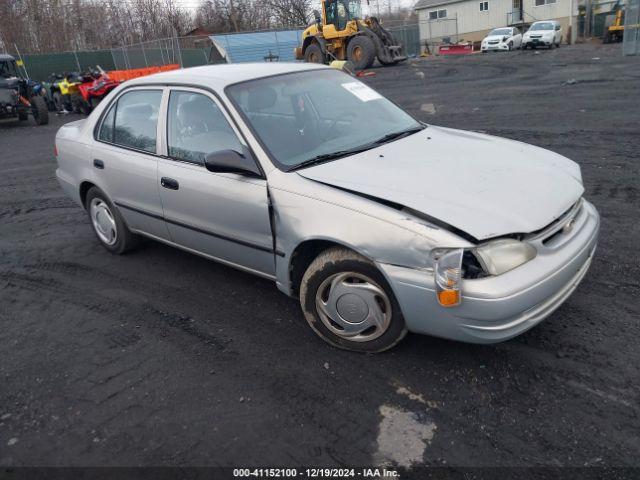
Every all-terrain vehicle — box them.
[0,54,49,125]
[77,67,121,113]
[295,0,406,70]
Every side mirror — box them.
[204,149,262,177]
[313,10,322,25]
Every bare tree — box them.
[265,0,311,27]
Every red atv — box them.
[77,67,121,114]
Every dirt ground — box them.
[0,43,639,472]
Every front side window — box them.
[167,90,242,165]
[98,90,162,153]
[0,60,19,78]
[226,69,423,171]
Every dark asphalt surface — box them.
[0,43,639,470]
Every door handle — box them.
[160,177,179,190]
[93,159,104,169]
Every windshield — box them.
[0,60,19,78]
[530,22,554,31]
[489,28,512,36]
[226,69,422,171]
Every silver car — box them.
[55,63,599,352]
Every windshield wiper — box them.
[289,125,425,172]
[369,125,425,146]
[288,144,375,171]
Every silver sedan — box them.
[55,63,599,352]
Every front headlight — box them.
[432,248,463,307]
[474,239,536,276]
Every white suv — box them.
[523,21,562,49]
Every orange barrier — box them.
[106,64,180,82]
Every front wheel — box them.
[347,36,376,70]
[508,41,513,51]
[85,187,139,254]
[300,247,407,352]
[304,43,325,64]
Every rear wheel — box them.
[31,96,49,125]
[304,43,325,64]
[300,247,407,352]
[347,36,376,70]
[18,110,28,121]
[85,187,139,254]
[89,97,102,110]
[52,91,64,111]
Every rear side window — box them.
[98,90,162,154]
[98,106,115,143]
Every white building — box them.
[414,0,577,44]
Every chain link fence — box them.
[11,24,422,82]
[623,0,640,55]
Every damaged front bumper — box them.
[377,200,600,343]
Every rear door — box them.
[156,87,275,278]
[92,87,169,240]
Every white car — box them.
[481,27,522,52]
[523,20,563,49]
[54,63,599,352]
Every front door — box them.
[157,88,275,277]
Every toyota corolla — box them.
[55,63,599,352]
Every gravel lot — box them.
[0,43,639,471]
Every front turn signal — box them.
[433,249,463,307]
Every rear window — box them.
[98,90,162,154]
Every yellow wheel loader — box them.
[295,0,407,70]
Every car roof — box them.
[125,62,329,90]
[0,54,16,62]
[532,20,558,24]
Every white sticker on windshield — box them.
[341,82,382,102]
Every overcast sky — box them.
[173,0,417,13]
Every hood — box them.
[297,126,584,241]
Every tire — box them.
[31,96,49,125]
[347,36,376,70]
[18,110,28,122]
[52,91,64,111]
[89,96,102,110]
[85,186,139,254]
[78,99,91,115]
[299,247,407,353]
[508,41,513,51]
[304,43,325,64]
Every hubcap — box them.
[90,198,117,246]
[315,272,392,342]
[353,46,363,62]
